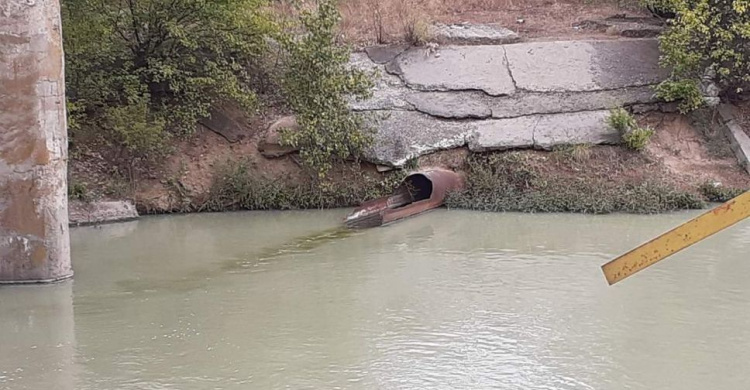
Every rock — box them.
[386,46,515,96]
[198,109,245,143]
[432,23,520,45]
[407,92,491,119]
[364,45,410,64]
[573,16,664,38]
[69,200,139,226]
[259,116,299,158]
[504,39,668,92]
[533,110,618,149]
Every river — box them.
[1,210,749,389]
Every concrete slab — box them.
[365,111,471,166]
[504,39,668,92]
[533,110,618,149]
[489,86,657,118]
[407,92,491,119]
[468,116,537,152]
[386,46,515,96]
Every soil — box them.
[642,112,750,189]
[337,0,652,45]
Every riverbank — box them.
[66,13,750,221]
[69,108,750,222]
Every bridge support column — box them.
[0,0,72,283]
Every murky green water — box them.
[2,209,750,390]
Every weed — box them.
[608,108,637,133]
[68,181,90,202]
[622,126,655,151]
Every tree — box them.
[647,0,750,112]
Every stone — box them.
[386,46,515,96]
[533,110,617,149]
[69,201,139,226]
[364,45,410,64]
[504,39,668,92]
[407,92,491,119]
[432,23,520,45]
[365,111,471,166]
[467,116,537,152]
[259,116,299,158]
[0,0,72,283]
[198,109,245,143]
[573,16,664,38]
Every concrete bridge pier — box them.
[0,0,72,283]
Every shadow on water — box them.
[221,226,364,271]
[115,226,364,295]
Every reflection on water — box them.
[1,209,750,389]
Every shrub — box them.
[645,0,750,111]
[278,0,375,178]
[62,0,277,162]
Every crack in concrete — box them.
[502,46,518,92]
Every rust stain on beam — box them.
[602,191,750,285]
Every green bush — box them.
[62,0,276,162]
[278,0,374,178]
[645,0,750,111]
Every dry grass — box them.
[336,0,646,45]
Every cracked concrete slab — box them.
[468,116,537,152]
[407,92,491,119]
[386,46,515,96]
[351,38,668,164]
[367,109,620,165]
[533,110,617,148]
[365,111,472,166]
[504,39,668,92]
[488,86,657,118]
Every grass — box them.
[446,152,705,214]
[699,182,748,203]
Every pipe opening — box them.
[404,174,433,202]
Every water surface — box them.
[2,210,750,389]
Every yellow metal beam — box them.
[602,191,750,285]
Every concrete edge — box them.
[718,104,750,175]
